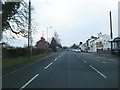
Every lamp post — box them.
[47,27,52,42]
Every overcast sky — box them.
[2,0,120,47]
[30,0,119,47]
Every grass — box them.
[2,53,50,69]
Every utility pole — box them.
[109,11,113,53]
[28,0,32,57]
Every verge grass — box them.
[3,53,50,69]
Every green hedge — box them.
[2,47,53,59]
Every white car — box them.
[75,49,81,53]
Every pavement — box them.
[2,51,119,89]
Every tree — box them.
[71,44,79,49]
[49,37,62,52]
[49,37,57,52]
[2,1,29,37]
[79,42,83,46]
[54,31,61,45]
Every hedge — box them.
[2,47,53,59]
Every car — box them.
[75,49,81,53]
[67,49,69,51]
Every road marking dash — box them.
[44,62,53,69]
[83,61,87,63]
[19,74,39,90]
[77,56,80,58]
[102,61,106,64]
[54,58,57,61]
[89,65,107,79]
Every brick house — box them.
[36,37,49,49]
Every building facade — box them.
[36,37,49,49]
[81,33,111,53]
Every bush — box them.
[2,47,53,60]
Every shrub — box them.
[2,47,53,60]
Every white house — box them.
[81,32,111,53]
[80,43,87,52]
[89,32,111,52]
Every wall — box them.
[97,49,111,54]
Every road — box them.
[2,51,119,89]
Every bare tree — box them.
[2,1,29,38]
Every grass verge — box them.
[3,53,51,69]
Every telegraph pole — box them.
[109,11,113,53]
[110,11,113,39]
[28,0,32,57]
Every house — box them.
[36,37,49,49]
[94,33,111,52]
[82,32,111,53]
[87,36,98,52]
[80,42,87,52]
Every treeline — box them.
[2,47,52,59]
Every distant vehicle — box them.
[66,48,72,51]
[75,49,81,53]
[71,49,75,52]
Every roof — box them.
[37,40,48,44]
[113,37,120,41]
[109,37,120,42]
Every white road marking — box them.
[77,56,80,58]
[44,62,53,69]
[54,58,57,61]
[102,61,106,63]
[97,60,106,63]
[19,74,39,90]
[83,61,87,63]
[97,60,100,61]
[89,65,107,79]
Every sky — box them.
[31,0,119,47]
[2,0,120,47]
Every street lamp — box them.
[47,26,52,42]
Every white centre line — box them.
[83,61,87,63]
[89,65,107,79]
[19,74,39,90]
[102,61,106,64]
[77,56,80,58]
[54,58,58,61]
[44,62,53,69]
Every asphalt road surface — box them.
[2,51,119,89]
